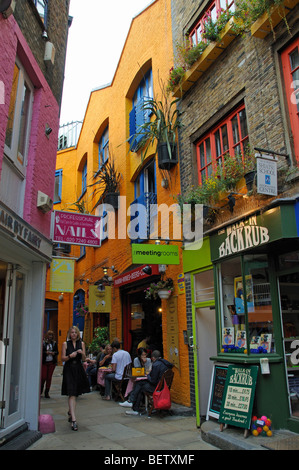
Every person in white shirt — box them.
[103,340,131,400]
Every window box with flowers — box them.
[145,278,174,300]
[171,15,241,97]
[248,0,299,38]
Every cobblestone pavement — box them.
[28,367,218,452]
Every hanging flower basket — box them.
[75,305,89,317]
[145,278,174,300]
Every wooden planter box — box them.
[251,0,299,38]
[172,17,240,98]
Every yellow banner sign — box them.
[89,286,111,312]
[49,258,74,292]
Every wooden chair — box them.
[112,363,132,401]
[144,369,174,416]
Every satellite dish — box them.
[0,0,12,13]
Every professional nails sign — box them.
[210,204,297,261]
[131,243,180,265]
[51,210,102,246]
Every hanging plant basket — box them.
[104,191,119,209]
[157,289,172,300]
[157,142,178,170]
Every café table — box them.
[125,375,148,397]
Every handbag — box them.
[152,378,171,410]
[132,367,145,376]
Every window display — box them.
[218,254,275,354]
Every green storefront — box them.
[184,201,299,433]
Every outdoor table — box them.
[97,367,111,387]
[125,375,148,397]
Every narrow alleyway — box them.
[28,367,218,451]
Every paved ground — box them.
[28,367,218,451]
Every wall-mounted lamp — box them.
[97,283,105,292]
[102,267,108,276]
[142,265,152,275]
[58,293,64,301]
[227,193,236,213]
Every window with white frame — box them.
[5,59,34,175]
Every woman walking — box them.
[41,330,58,398]
[61,326,90,431]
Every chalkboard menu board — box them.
[219,364,258,430]
[207,364,228,419]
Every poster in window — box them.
[234,275,254,314]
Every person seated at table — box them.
[103,340,131,400]
[85,349,103,389]
[119,347,152,408]
[125,350,173,416]
[99,344,113,367]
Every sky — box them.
[59,0,153,125]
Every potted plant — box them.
[89,157,122,210]
[88,326,109,354]
[130,84,182,170]
[75,304,89,317]
[242,151,257,191]
[145,278,174,300]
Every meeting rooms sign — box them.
[132,244,180,265]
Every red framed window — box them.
[196,105,249,184]
[281,37,299,164]
[189,0,235,46]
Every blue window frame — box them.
[54,169,62,204]
[99,126,109,168]
[129,69,153,151]
[34,0,48,28]
[81,162,87,195]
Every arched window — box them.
[99,126,109,168]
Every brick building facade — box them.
[0,0,70,443]
[171,0,299,431]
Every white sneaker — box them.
[119,401,132,408]
[125,410,139,416]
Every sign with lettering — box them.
[0,202,51,260]
[131,243,180,265]
[114,265,160,287]
[256,154,277,196]
[207,364,228,419]
[89,286,111,312]
[219,365,258,429]
[49,258,75,292]
[51,210,102,246]
[210,205,297,261]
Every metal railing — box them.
[58,121,83,150]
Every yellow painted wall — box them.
[46,0,190,406]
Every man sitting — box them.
[125,350,173,415]
[103,340,131,400]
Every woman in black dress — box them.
[61,326,90,430]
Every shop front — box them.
[0,202,52,438]
[209,200,299,433]
[114,265,162,357]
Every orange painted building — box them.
[45,0,190,406]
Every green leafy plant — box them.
[75,304,89,317]
[145,278,174,300]
[167,66,186,92]
[130,82,182,163]
[89,157,122,209]
[88,326,109,353]
[234,0,289,36]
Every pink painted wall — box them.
[0,16,60,238]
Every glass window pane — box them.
[290,47,299,70]
[5,64,20,149]
[244,254,275,354]
[221,124,229,152]
[194,270,214,303]
[239,108,248,140]
[231,113,240,145]
[17,81,31,165]
[215,129,221,157]
[199,142,205,168]
[206,137,211,164]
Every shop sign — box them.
[49,258,75,292]
[256,154,277,196]
[51,210,102,246]
[114,265,160,287]
[131,243,180,265]
[0,202,51,259]
[177,273,185,294]
[207,364,228,419]
[89,286,111,312]
[210,205,297,261]
[219,364,258,430]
